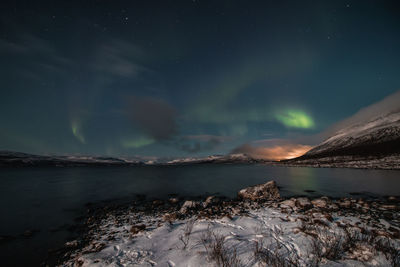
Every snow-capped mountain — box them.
[283,110,400,169]
[0,151,143,167]
[302,111,400,159]
[0,151,267,167]
[165,153,268,165]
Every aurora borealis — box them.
[1,1,400,159]
[275,110,315,129]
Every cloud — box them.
[93,40,149,78]
[126,96,177,141]
[176,135,231,153]
[232,143,312,160]
[0,33,72,80]
[321,90,400,138]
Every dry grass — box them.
[199,226,242,267]
[179,219,195,250]
[253,239,300,267]
[374,237,400,267]
[309,227,347,263]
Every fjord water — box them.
[0,165,399,266]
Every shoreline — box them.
[54,181,400,267]
[279,154,400,171]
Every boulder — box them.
[311,198,328,209]
[328,203,339,211]
[280,199,296,209]
[339,199,352,208]
[295,197,312,209]
[179,200,199,214]
[65,240,79,248]
[162,212,177,222]
[168,197,179,204]
[130,224,146,235]
[237,180,280,201]
[380,204,397,211]
[152,200,164,206]
[203,196,219,208]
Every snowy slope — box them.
[303,111,400,158]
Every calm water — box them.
[0,164,399,266]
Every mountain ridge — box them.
[283,111,400,169]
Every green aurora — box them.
[275,110,315,129]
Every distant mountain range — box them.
[0,151,143,167]
[0,151,267,167]
[284,111,400,169]
[164,153,269,165]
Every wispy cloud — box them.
[232,143,312,160]
[176,134,232,153]
[321,90,400,139]
[0,33,73,81]
[93,40,150,78]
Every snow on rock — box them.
[311,198,328,209]
[295,197,312,209]
[237,180,280,201]
[59,181,400,267]
[63,206,399,267]
[179,201,199,214]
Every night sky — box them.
[1,0,400,159]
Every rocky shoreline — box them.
[54,181,400,266]
[279,154,400,170]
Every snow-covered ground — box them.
[61,196,400,266]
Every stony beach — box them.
[56,181,400,267]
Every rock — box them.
[168,197,179,204]
[90,242,106,252]
[388,226,400,238]
[179,200,199,214]
[163,212,177,222]
[203,196,219,208]
[380,204,397,210]
[311,198,327,208]
[339,199,351,208]
[293,228,301,234]
[304,189,316,193]
[65,240,79,248]
[237,180,280,201]
[130,224,146,235]
[295,197,312,209]
[382,211,393,220]
[324,214,334,222]
[280,199,296,209]
[22,229,39,238]
[152,200,164,206]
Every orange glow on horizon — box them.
[245,144,312,161]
